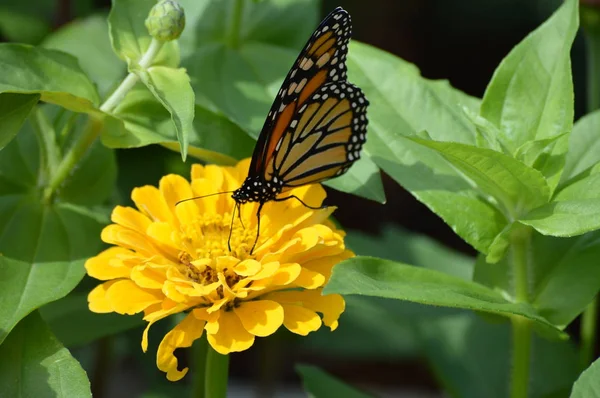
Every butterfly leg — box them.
[250,202,265,255]
[227,202,238,252]
[237,202,245,229]
[274,195,328,210]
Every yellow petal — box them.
[300,250,353,282]
[270,262,301,286]
[130,262,168,289]
[215,256,240,272]
[88,281,118,313]
[293,267,326,289]
[141,300,188,352]
[207,310,255,354]
[85,247,132,280]
[106,280,163,315]
[233,259,261,276]
[233,300,284,337]
[111,206,151,234]
[157,312,206,381]
[162,280,188,303]
[190,164,205,180]
[281,304,322,336]
[132,185,174,224]
[265,289,345,331]
[101,224,157,257]
[159,174,194,208]
[190,179,220,214]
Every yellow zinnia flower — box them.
[85,158,349,381]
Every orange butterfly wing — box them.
[250,7,353,175]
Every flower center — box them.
[178,212,258,261]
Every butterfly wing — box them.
[250,7,352,175]
[267,81,368,190]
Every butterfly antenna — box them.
[175,190,235,206]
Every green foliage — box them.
[296,365,372,398]
[0,312,91,398]
[325,256,561,333]
[0,93,39,149]
[570,358,600,398]
[0,44,100,112]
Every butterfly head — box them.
[232,175,282,205]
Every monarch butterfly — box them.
[230,6,369,253]
[176,7,369,252]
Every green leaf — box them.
[136,66,194,160]
[325,256,560,331]
[570,358,600,398]
[0,44,100,112]
[520,199,600,237]
[561,110,600,185]
[304,227,474,361]
[108,0,179,67]
[179,0,319,134]
[0,93,39,150]
[555,171,600,202]
[346,225,474,280]
[0,119,112,332]
[323,154,385,203]
[347,41,480,145]
[366,129,506,254]
[342,42,509,252]
[410,138,551,217]
[419,312,578,398]
[0,257,86,345]
[480,0,578,160]
[42,14,124,98]
[0,312,91,398]
[40,293,143,347]
[102,84,253,164]
[475,230,600,327]
[296,365,372,398]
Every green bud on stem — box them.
[145,0,186,41]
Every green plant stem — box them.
[100,38,164,113]
[580,297,598,370]
[511,316,532,398]
[226,0,244,48]
[31,107,60,178]
[579,4,600,370]
[42,38,164,202]
[191,336,208,398]
[510,226,532,398]
[204,345,229,398]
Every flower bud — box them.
[145,0,185,41]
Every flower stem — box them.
[204,345,229,398]
[43,38,164,202]
[579,4,600,370]
[226,0,244,48]
[191,336,208,398]
[510,226,532,398]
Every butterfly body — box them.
[230,6,369,253]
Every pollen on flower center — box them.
[177,212,257,262]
